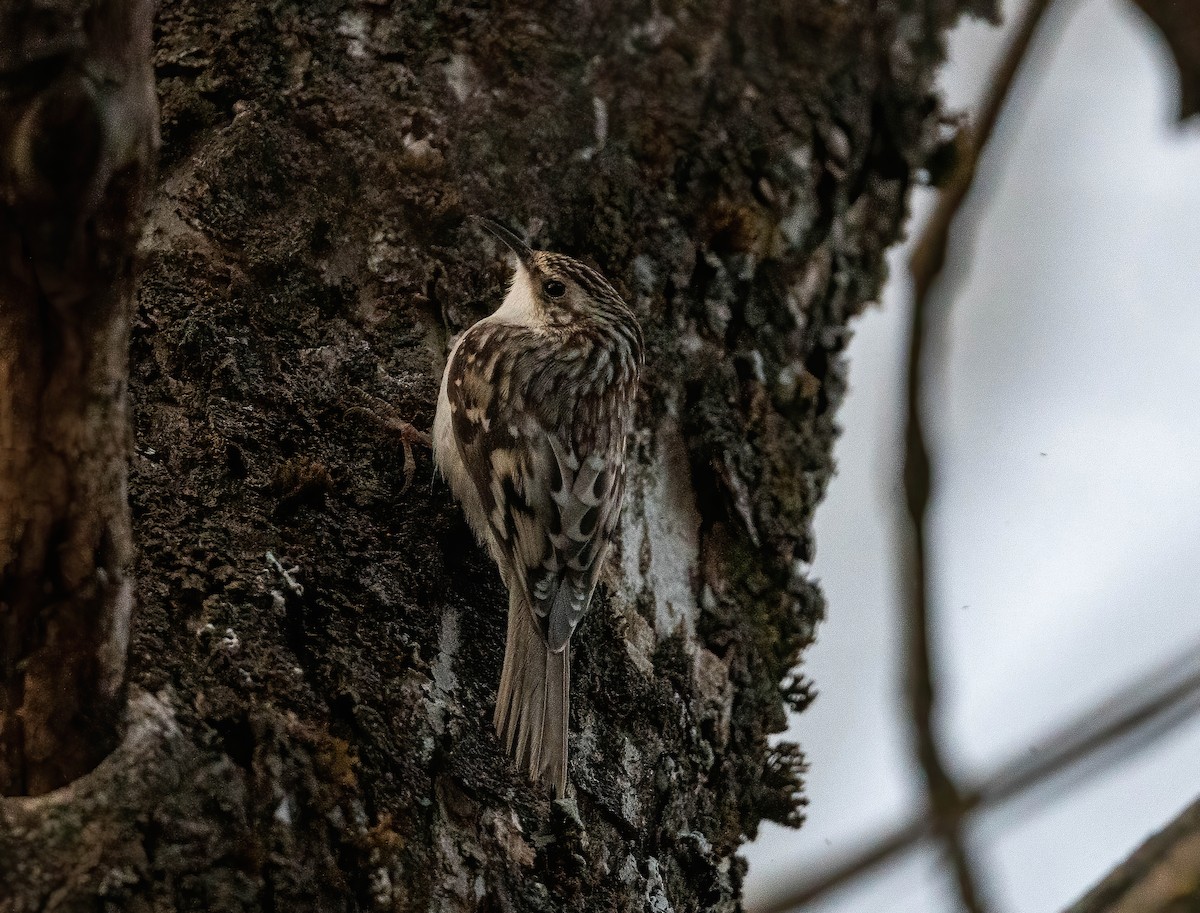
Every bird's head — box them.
[478,219,634,330]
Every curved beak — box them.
[476,217,534,270]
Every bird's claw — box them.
[346,392,432,494]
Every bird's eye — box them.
[543,280,566,299]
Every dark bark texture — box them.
[0,0,157,797]
[1,0,992,909]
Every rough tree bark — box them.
[0,0,991,909]
[0,0,157,797]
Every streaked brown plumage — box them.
[433,221,642,796]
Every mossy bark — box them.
[0,0,992,909]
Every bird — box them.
[433,219,643,797]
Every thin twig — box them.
[752,637,1200,913]
[903,0,1057,908]
[909,0,1058,298]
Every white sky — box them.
[742,0,1200,910]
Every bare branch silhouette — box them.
[1128,0,1200,120]
[903,0,1056,908]
[752,637,1200,913]
[1065,795,1200,913]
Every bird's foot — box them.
[346,390,432,493]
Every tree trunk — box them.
[0,0,990,909]
[0,0,157,798]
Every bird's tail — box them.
[493,590,570,797]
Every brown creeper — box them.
[433,220,643,797]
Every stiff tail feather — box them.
[494,591,570,797]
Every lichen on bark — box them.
[0,0,994,909]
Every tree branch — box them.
[752,637,1200,913]
[902,0,1056,907]
[1065,796,1200,913]
[1127,0,1200,121]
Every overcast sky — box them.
[743,0,1200,910]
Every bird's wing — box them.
[447,322,629,652]
[528,431,627,651]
